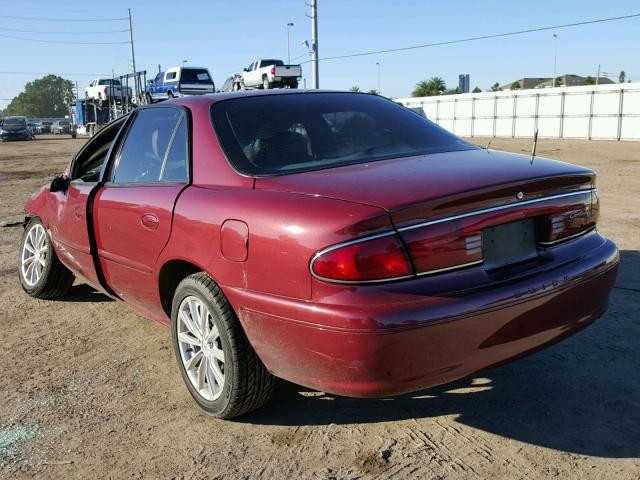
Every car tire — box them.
[171,272,275,419]
[290,80,298,89]
[145,92,153,104]
[19,217,74,299]
[263,77,270,90]
[168,91,175,99]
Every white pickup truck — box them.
[240,59,301,90]
[84,79,132,102]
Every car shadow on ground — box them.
[59,283,113,303]
[240,250,640,459]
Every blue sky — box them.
[0,0,638,108]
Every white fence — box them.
[397,83,640,141]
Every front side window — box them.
[72,117,127,182]
[211,92,477,176]
[111,108,186,184]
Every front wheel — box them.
[171,272,275,418]
[19,218,74,299]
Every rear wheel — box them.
[145,92,153,104]
[19,218,74,299]
[171,272,275,418]
[168,91,175,99]
[263,77,270,90]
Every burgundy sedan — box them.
[19,91,619,418]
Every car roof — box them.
[171,89,361,109]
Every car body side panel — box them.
[158,186,391,307]
[93,184,184,316]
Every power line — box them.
[305,12,640,63]
[0,33,128,45]
[0,13,127,22]
[0,71,110,76]
[0,27,128,34]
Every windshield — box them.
[180,68,212,83]
[98,79,121,85]
[3,117,26,126]
[211,92,477,176]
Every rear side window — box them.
[211,92,476,176]
[111,108,186,184]
[166,72,177,80]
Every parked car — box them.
[20,91,618,419]
[85,78,132,102]
[40,120,53,134]
[220,74,242,92]
[51,119,71,134]
[28,121,41,135]
[1,115,33,141]
[240,59,301,89]
[145,67,215,103]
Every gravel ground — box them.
[0,135,638,479]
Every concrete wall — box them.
[396,83,640,141]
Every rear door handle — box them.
[141,213,159,230]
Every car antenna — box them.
[530,128,539,165]
[485,138,492,151]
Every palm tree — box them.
[411,77,446,97]
[349,86,361,92]
[367,89,380,95]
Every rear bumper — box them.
[225,233,619,397]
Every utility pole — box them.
[128,8,139,101]
[311,0,319,89]
[552,34,558,87]
[287,23,294,64]
[596,64,601,85]
[376,62,381,93]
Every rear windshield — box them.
[181,68,212,83]
[211,92,477,176]
[98,79,121,85]
[260,59,284,67]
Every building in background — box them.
[535,74,613,88]
[458,74,470,93]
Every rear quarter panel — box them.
[158,186,391,300]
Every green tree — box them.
[472,86,482,93]
[510,81,522,90]
[584,76,596,85]
[444,86,460,95]
[366,89,380,95]
[3,75,74,118]
[412,77,446,97]
[554,77,562,87]
[490,82,501,92]
[349,86,361,92]
[619,71,626,83]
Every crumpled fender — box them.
[24,185,49,228]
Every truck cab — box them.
[145,67,215,102]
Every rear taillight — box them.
[400,221,483,275]
[542,190,598,244]
[311,234,413,282]
[271,66,276,76]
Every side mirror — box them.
[50,175,71,193]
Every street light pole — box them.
[311,0,319,89]
[287,23,294,64]
[128,8,139,101]
[553,33,558,87]
[376,62,381,93]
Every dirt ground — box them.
[0,135,638,479]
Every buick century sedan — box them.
[20,91,619,418]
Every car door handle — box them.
[140,213,159,230]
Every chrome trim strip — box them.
[415,260,484,277]
[538,226,597,246]
[397,189,595,232]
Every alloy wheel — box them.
[21,223,47,286]
[177,295,226,401]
